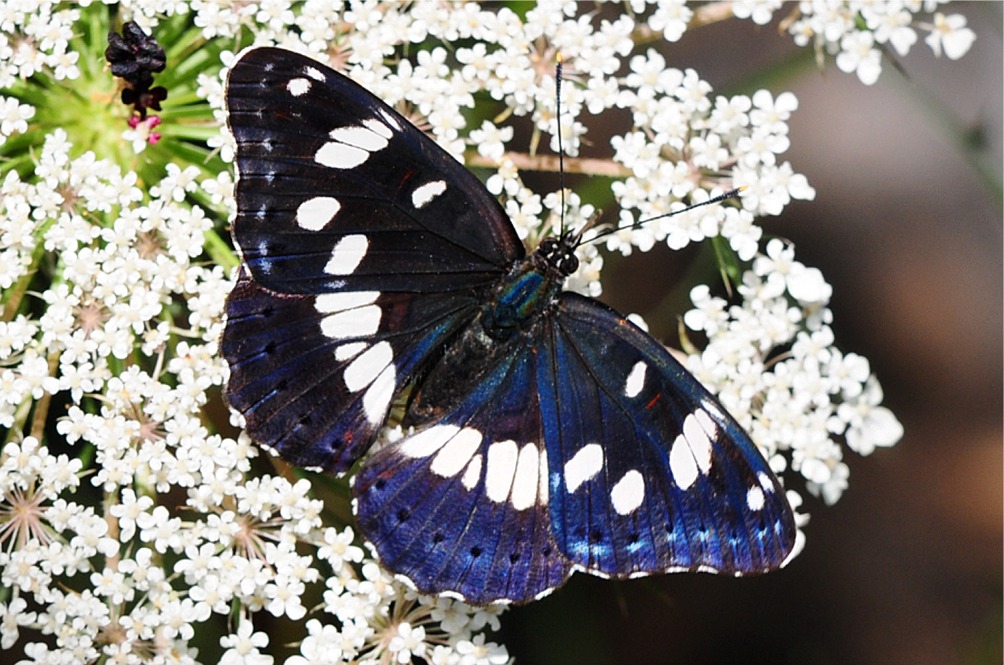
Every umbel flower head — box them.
[0,1,937,663]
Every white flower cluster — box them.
[684,239,903,507]
[731,0,977,84]
[0,3,81,86]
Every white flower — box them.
[836,31,883,85]
[456,633,511,665]
[219,620,272,665]
[924,13,976,60]
[388,621,428,663]
[839,378,904,456]
[731,0,782,27]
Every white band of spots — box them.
[510,444,540,511]
[669,410,716,490]
[343,340,392,393]
[401,424,459,459]
[315,119,393,169]
[431,428,483,478]
[320,304,380,340]
[362,365,395,425]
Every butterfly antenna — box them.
[555,54,567,238]
[580,186,747,248]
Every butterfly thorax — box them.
[405,234,578,424]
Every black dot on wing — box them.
[590,529,604,543]
[432,532,445,545]
[509,552,520,564]
[629,532,640,544]
[396,508,410,523]
[263,341,276,355]
[470,546,482,558]
[373,477,385,490]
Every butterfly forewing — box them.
[226,46,524,295]
[541,293,795,576]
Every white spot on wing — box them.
[343,340,391,393]
[461,453,482,490]
[758,471,775,492]
[563,443,603,493]
[411,180,447,209]
[624,361,647,398]
[746,485,765,511]
[324,234,368,275]
[362,364,395,425]
[431,427,483,478]
[485,440,518,503]
[363,117,394,138]
[287,77,310,96]
[304,66,325,82]
[329,125,389,152]
[669,411,715,489]
[334,342,367,361]
[296,196,341,231]
[378,108,402,131]
[682,412,713,474]
[315,291,379,314]
[669,433,699,490]
[315,141,369,169]
[694,408,718,439]
[401,424,459,459]
[538,447,549,505]
[320,304,380,340]
[510,444,539,511]
[610,470,645,515]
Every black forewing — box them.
[223,47,523,472]
[226,47,523,295]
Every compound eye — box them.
[559,253,579,275]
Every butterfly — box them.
[222,47,796,605]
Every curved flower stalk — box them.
[0,2,926,663]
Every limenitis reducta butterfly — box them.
[222,47,796,605]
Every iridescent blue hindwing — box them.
[540,294,795,577]
[353,346,571,604]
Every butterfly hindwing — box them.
[540,293,795,577]
[353,346,572,605]
[223,269,475,471]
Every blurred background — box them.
[500,4,1002,664]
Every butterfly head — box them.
[537,233,580,278]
